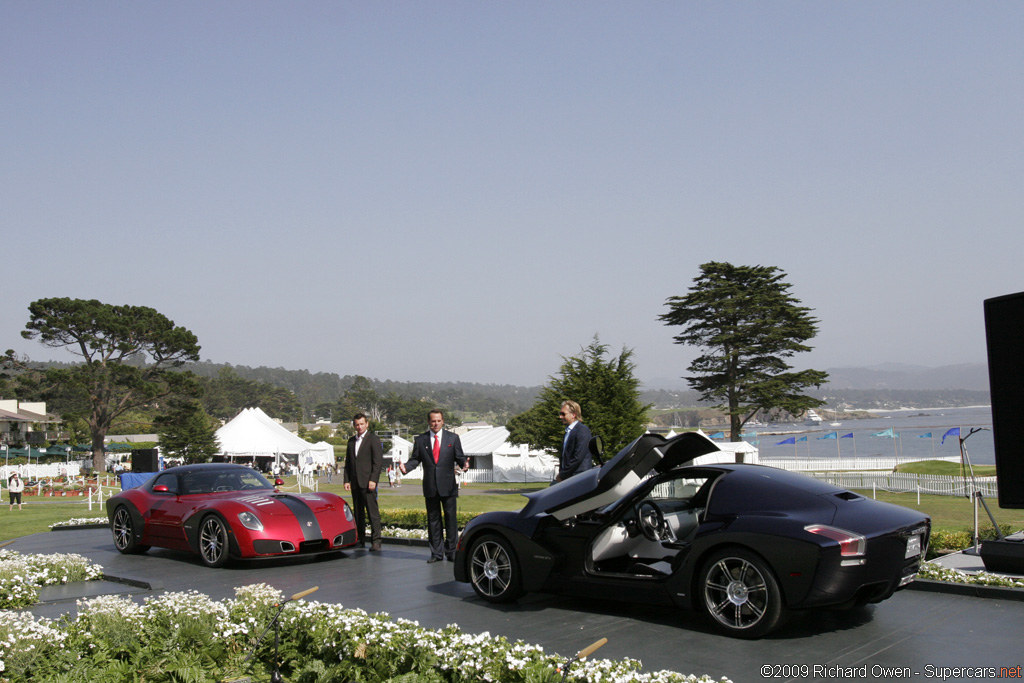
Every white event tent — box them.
[387,426,558,483]
[216,407,334,470]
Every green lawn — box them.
[896,460,998,477]
[3,476,1021,544]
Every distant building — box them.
[0,400,63,445]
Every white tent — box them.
[388,435,419,479]
[690,429,759,464]
[216,407,335,469]
[387,427,558,483]
[491,441,558,482]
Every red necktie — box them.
[432,434,440,463]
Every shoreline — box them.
[864,405,991,414]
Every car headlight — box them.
[343,503,353,522]
[237,511,264,531]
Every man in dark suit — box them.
[556,399,592,482]
[399,409,469,562]
[343,412,384,551]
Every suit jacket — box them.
[559,421,593,479]
[404,429,468,498]
[344,432,384,489]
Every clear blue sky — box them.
[3,3,1022,387]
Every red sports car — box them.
[106,463,358,567]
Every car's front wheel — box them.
[198,514,230,568]
[468,534,523,603]
[699,548,787,638]
[111,506,150,554]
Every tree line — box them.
[5,264,838,470]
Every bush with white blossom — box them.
[0,548,104,609]
[0,583,734,683]
[918,560,1024,588]
[49,516,108,529]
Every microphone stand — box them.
[559,638,607,683]
[239,586,319,682]
[958,428,1001,556]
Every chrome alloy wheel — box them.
[703,556,769,631]
[199,515,229,567]
[112,507,132,551]
[470,538,513,599]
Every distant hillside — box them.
[641,363,990,411]
[185,361,541,422]
[822,363,990,391]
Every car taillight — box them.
[805,524,866,556]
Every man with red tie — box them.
[400,409,469,562]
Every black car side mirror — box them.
[588,436,605,465]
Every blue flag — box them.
[709,431,725,439]
[872,428,895,438]
[941,427,960,445]
[775,437,796,445]
[919,432,932,439]
[818,432,838,440]
[841,433,853,439]
[797,436,808,442]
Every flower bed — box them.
[918,560,1024,588]
[0,583,733,683]
[49,516,109,530]
[0,549,104,610]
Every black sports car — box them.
[453,432,930,638]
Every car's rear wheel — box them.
[111,506,150,554]
[198,514,230,568]
[699,548,787,638]
[468,534,523,603]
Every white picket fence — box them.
[758,455,997,497]
[760,455,960,472]
[804,470,999,498]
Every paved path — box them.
[13,527,1024,682]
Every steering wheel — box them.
[637,500,668,542]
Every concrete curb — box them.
[905,578,1024,601]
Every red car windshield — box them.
[180,469,273,494]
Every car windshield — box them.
[180,468,273,494]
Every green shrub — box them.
[379,509,475,529]
[927,524,1017,559]
[1,585,731,683]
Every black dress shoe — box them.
[357,541,366,549]
[426,556,442,563]
[370,541,381,551]
[445,555,455,561]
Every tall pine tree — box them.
[660,262,828,440]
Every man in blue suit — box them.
[400,409,469,562]
[556,399,592,482]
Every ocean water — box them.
[748,405,995,465]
